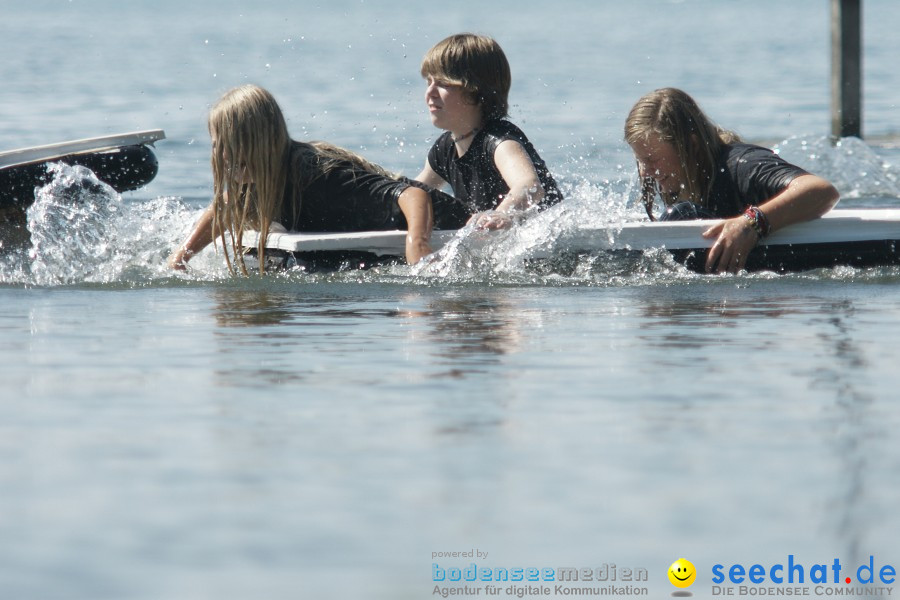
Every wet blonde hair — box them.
[208,84,394,273]
[624,88,741,217]
[420,33,511,122]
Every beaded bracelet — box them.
[743,206,771,239]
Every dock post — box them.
[831,0,862,139]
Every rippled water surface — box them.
[3,1,900,599]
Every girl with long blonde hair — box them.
[169,85,467,272]
[624,88,839,273]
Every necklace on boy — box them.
[451,128,479,143]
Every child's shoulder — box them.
[484,119,525,137]
[482,119,531,151]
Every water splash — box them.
[774,135,900,200]
[410,177,650,283]
[26,164,124,284]
[0,163,222,287]
[3,142,899,288]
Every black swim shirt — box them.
[427,119,563,214]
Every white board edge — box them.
[0,130,167,170]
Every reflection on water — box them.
[205,287,540,445]
[633,289,887,577]
[396,293,527,364]
[633,295,804,363]
[3,282,900,599]
[212,290,302,329]
[807,301,874,573]
[395,292,533,439]
[639,293,825,325]
[206,286,532,392]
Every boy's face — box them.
[424,76,482,133]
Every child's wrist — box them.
[742,206,771,239]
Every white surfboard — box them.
[0,130,166,170]
[241,209,900,258]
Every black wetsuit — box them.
[661,143,808,220]
[427,119,563,214]
[279,158,470,231]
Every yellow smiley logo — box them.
[668,558,696,588]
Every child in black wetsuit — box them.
[415,33,563,231]
[624,87,839,273]
[169,85,457,271]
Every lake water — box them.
[3,1,900,599]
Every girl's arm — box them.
[475,140,545,230]
[702,174,840,273]
[168,203,215,270]
[397,186,434,264]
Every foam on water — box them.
[3,136,900,288]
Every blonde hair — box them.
[624,88,741,215]
[208,84,394,273]
[420,33,511,122]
